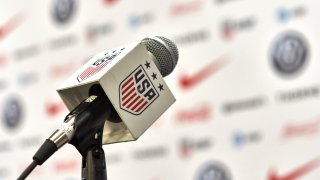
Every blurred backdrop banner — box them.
[1,0,320,180]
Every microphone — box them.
[57,36,178,145]
[18,36,179,180]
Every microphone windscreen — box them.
[142,36,179,77]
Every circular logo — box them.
[2,96,23,130]
[195,161,232,180]
[52,0,76,24]
[270,31,309,77]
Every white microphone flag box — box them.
[57,42,175,144]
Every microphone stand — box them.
[18,89,111,180]
[67,96,110,180]
[67,91,112,180]
[70,114,108,180]
[80,127,107,180]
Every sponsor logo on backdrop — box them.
[282,116,320,140]
[214,0,241,5]
[222,96,266,114]
[268,157,320,180]
[0,53,8,67]
[175,103,212,124]
[86,22,113,43]
[46,100,67,117]
[129,12,154,29]
[2,96,24,130]
[179,57,229,90]
[1,136,40,152]
[17,135,42,151]
[195,161,232,180]
[179,137,212,158]
[52,0,77,25]
[276,85,319,103]
[18,72,38,87]
[174,29,210,46]
[277,6,306,23]
[232,130,262,148]
[270,31,309,77]
[0,12,24,41]
[54,159,80,173]
[221,17,256,40]
[119,64,160,115]
[13,44,41,61]
[77,47,125,82]
[48,34,77,50]
[133,146,168,160]
[170,0,204,17]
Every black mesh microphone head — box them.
[141,36,179,77]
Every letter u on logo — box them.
[119,65,159,115]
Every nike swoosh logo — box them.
[0,12,24,41]
[268,157,320,180]
[178,57,229,90]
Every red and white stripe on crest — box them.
[78,63,108,81]
[120,76,148,113]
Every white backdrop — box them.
[1,0,320,179]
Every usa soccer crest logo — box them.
[119,65,159,115]
[77,48,124,82]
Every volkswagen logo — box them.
[195,161,232,180]
[52,0,76,24]
[270,31,309,77]
[2,96,24,130]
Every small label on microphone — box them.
[85,95,97,103]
